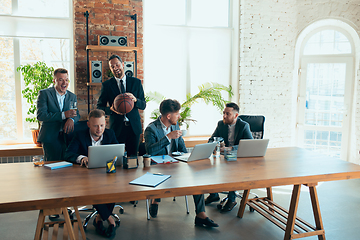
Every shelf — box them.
[86,45,139,52]
[87,82,102,86]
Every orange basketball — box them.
[113,94,134,114]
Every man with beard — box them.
[205,102,253,212]
[37,68,80,161]
[144,99,218,228]
[97,55,146,156]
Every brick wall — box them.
[239,0,360,163]
[73,0,143,120]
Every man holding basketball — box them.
[97,55,146,156]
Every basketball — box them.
[113,94,134,114]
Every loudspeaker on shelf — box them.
[98,35,127,46]
[124,61,134,77]
[90,61,102,83]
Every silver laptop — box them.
[237,139,269,158]
[173,142,217,162]
[87,144,125,169]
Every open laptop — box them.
[173,142,217,162]
[237,139,269,158]
[87,144,125,169]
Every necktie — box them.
[120,80,125,93]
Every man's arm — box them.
[242,122,253,139]
[37,89,63,122]
[64,133,82,164]
[144,126,169,156]
[132,80,146,110]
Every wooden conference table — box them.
[1,147,360,240]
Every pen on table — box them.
[162,155,165,159]
[110,156,118,170]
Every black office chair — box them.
[217,115,265,211]
[65,120,122,229]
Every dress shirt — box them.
[228,122,236,146]
[115,75,126,93]
[55,89,67,120]
[76,131,104,164]
[160,117,172,153]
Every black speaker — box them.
[90,61,102,83]
[124,61,134,77]
[98,35,127,46]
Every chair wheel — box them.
[217,204,223,210]
[83,225,87,230]
[115,220,120,227]
[119,208,124,214]
[249,206,255,212]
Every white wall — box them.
[238,0,360,163]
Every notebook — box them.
[237,139,269,158]
[44,161,73,170]
[129,172,171,187]
[87,144,125,169]
[173,142,217,162]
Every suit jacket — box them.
[37,87,80,143]
[65,128,119,164]
[144,117,187,156]
[97,76,146,137]
[209,117,253,147]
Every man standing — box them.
[97,55,146,156]
[65,109,118,238]
[144,99,218,228]
[205,102,253,212]
[37,68,80,161]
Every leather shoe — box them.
[194,216,219,227]
[149,203,158,218]
[48,214,59,220]
[93,218,106,236]
[220,200,237,212]
[205,195,220,205]
[106,224,116,238]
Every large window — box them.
[143,0,235,136]
[0,0,72,143]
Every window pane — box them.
[189,0,229,27]
[0,37,17,140]
[304,30,351,55]
[0,0,11,14]
[17,0,70,18]
[144,0,186,25]
[303,130,341,158]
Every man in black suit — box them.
[144,99,218,228]
[97,55,146,156]
[206,102,253,212]
[37,68,80,161]
[65,109,118,238]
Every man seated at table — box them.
[144,99,218,227]
[206,102,253,212]
[65,109,118,238]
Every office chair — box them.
[65,120,123,229]
[217,115,265,211]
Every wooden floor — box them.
[0,178,359,240]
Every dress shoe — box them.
[205,195,220,205]
[106,224,116,238]
[48,214,59,220]
[220,200,237,212]
[194,216,219,227]
[149,203,158,218]
[93,218,106,236]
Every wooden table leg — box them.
[284,184,301,240]
[62,207,76,240]
[309,186,326,240]
[74,207,86,240]
[267,187,273,201]
[34,210,45,240]
[237,189,250,218]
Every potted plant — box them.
[17,61,54,146]
[146,82,233,136]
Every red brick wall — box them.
[73,0,143,121]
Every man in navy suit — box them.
[37,68,80,161]
[205,102,253,212]
[97,55,146,156]
[144,99,218,228]
[65,109,118,238]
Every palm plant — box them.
[147,82,233,129]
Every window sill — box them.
[0,143,43,157]
[183,136,210,148]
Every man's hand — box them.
[64,109,77,118]
[167,130,182,140]
[110,104,125,115]
[80,157,88,167]
[125,93,137,102]
[63,118,75,133]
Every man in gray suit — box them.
[144,99,218,228]
[37,68,80,161]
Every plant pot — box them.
[31,129,42,147]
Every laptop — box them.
[237,139,269,158]
[173,142,217,162]
[87,144,125,169]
